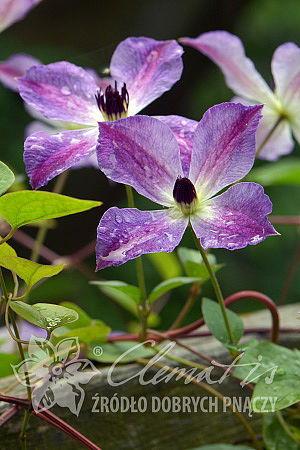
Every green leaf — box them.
[147,252,182,279]
[0,352,20,377]
[10,301,79,331]
[233,341,300,411]
[234,341,300,383]
[252,374,300,412]
[90,280,141,303]
[0,242,17,258]
[148,277,203,304]
[177,247,223,278]
[247,158,300,186]
[0,255,65,290]
[56,324,111,344]
[0,191,101,229]
[96,284,139,316]
[188,445,254,450]
[202,298,244,345]
[59,302,92,328]
[263,413,299,449]
[88,340,155,363]
[0,161,15,195]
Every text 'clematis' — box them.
[181,31,300,161]
[18,37,185,189]
[95,103,278,270]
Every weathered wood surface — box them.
[0,303,299,450]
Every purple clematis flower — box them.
[180,31,300,161]
[95,103,278,270]
[18,37,187,189]
[0,0,42,33]
[0,53,40,91]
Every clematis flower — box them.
[18,37,187,189]
[180,31,300,161]
[95,103,278,270]
[0,0,42,33]
[0,53,40,91]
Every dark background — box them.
[1,0,299,332]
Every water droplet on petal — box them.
[61,86,71,95]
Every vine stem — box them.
[125,184,148,341]
[148,329,254,391]
[255,116,283,157]
[169,281,201,330]
[191,229,234,345]
[30,171,69,263]
[279,233,300,305]
[137,358,262,450]
[276,410,300,445]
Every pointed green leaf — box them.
[202,298,244,345]
[88,341,155,363]
[246,158,300,186]
[263,413,299,450]
[0,353,20,377]
[55,324,111,344]
[148,277,203,304]
[0,255,65,290]
[252,374,300,411]
[90,280,141,303]
[177,247,223,278]
[0,242,17,258]
[59,302,92,328]
[234,341,300,383]
[10,301,79,331]
[0,162,15,195]
[147,251,182,279]
[0,191,101,229]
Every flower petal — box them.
[154,115,198,176]
[96,207,187,270]
[24,127,98,189]
[0,53,40,91]
[110,37,183,115]
[97,115,183,206]
[18,61,100,125]
[191,182,278,250]
[0,0,41,33]
[189,102,262,199]
[180,31,275,105]
[271,42,300,103]
[231,97,294,160]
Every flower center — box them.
[95,81,129,122]
[173,176,198,215]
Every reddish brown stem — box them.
[0,404,21,427]
[270,216,300,226]
[34,409,101,450]
[0,394,101,450]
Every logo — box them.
[12,337,99,416]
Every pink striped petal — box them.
[272,42,300,103]
[97,115,183,207]
[181,31,275,106]
[232,97,294,160]
[189,102,262,200]
[191,183,278,250]
[19,62,100,125]
[0,53,40,91]
[110,37,183,115]
[0,0,42,32]
[24,127,98,189]
[154,115,198,176]
[96,207,188,269]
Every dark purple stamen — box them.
[95,81,129,121]
[173,176,197,205]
